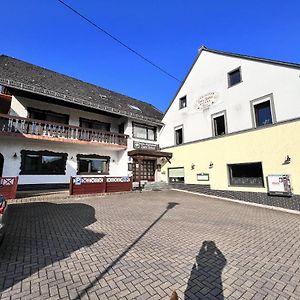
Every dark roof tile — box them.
[0,55,163,124]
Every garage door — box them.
[168,167,184,183]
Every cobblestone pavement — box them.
[1,191,300,300]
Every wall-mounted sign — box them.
[75,177,81,185]
[267,175,292,196]
[197,173,210,181]
[133,141,159,150]
[194,92,218,111]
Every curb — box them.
[172,189,300,216]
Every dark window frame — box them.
[76,154,110,175]
[174,125,183,145]
[179,96,187,110]
[27,107,69,125]
[132,122,157,141]
[20,150,67,175]
[228,162,264,187]
[79,117,111,132]
[228,67,242,88]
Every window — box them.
[251,95,276,128]
[179,96,187,109]
[132,123,156,141]
[228,162,264,187]
[254,101,272,127]
[20,150,67,175]
[28,108,69,124]
[80,118,110,132]
[168,167,185,183]
[77,154,110,175]
[212,112,227,136]
[228,67,241,87]
[175,126,183,145]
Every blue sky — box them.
[1,0,300,112]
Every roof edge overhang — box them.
[163,45,300,117]
[0,78,164,126]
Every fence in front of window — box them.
[0,176,19,199]
[69,176,132,195]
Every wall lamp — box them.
[191,163,195,170]
[13,153,18,159]
[283,155,291,165]
[209,161,214,168]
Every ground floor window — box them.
[228,162,264,187]
[20,150,67,175]
[77,154,110,175]
[168,167,185,183]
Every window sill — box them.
[228,80,243,89]
[228,184,264,188]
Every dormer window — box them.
[179,96,187,109]
[228,67,242,87]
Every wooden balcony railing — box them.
[0,113,128,147]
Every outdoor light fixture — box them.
[13,153,17,159]
[209,161,214,168]
[191,163,195,170]
[284,155,291,164]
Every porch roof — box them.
[128,149,172,159]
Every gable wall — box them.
[160,51,300,148]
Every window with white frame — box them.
[228,67,242,87]
[251,95,275,128]
[175,126,183,145]
[179,96,187,109]
[77,154,110,175]
[212,111,227,136]
[132,122,156,141]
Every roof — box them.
[164,45,300,116]
[0,55,163,125]
[201,46,300,69]
[128,149,172,158]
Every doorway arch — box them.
[0,153,4,177]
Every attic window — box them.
[100,95,107,99]
[128,104,142,112]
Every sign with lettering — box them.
[133,141,159,150]
[194,92,218,111]
[197,173,210,181]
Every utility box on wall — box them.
[267,175,292,197]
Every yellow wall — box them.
[161,120,300,194]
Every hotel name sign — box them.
[194,92,218,111]
[133,141,159,150]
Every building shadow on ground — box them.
[0,202,104,293]
[184,241,226,300]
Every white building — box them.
[160,46,300,198]
[0,55,170,191]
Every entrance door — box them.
[133,160,155,182]
[0,153,3,177]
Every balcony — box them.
[0,113,128,150]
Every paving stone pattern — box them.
[1,191,300,299]
[172,184,300,211]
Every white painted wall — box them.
[1,95,162,185]
[0,137,127,185]
[160,50,300,148]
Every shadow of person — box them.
[0,202,104,293]
[184,241,226,300]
